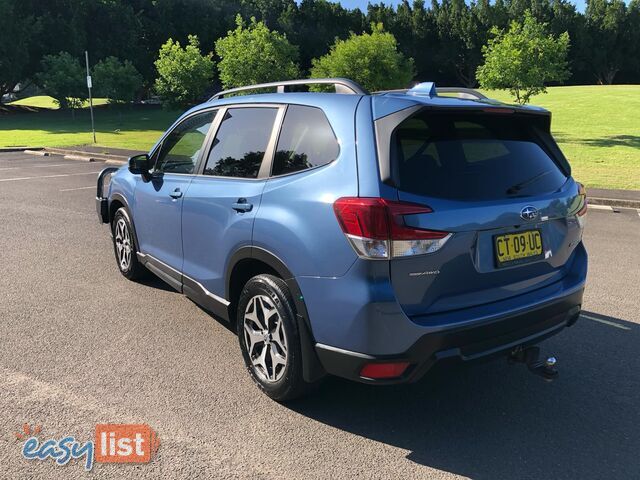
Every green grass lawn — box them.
[1,86,639,189]
[0,104,180,151]
[482,85,640,190]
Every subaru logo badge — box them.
[520,205,538,221]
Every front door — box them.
[133,110,217,272]
[181,105,282,310]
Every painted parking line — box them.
[0,163,97,171]
[60,186,96,192]
[0,171,101,182]
[581,313,631,330]
[588,204,613,211]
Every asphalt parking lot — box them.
[1,151,639,479]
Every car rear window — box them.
[391,112,568,201]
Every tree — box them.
[584,0,629,84]
[278,0,365,71]
[310,23,414,92]
[215,15,300,89]
[36,52,86,109]
[625,0,640,82]
[0,0,39,101]
[476,12,570,104]
[154,35,214,109]
[93,57,143,104]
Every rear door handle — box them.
[232,198,253,212]
[169,188,183,199]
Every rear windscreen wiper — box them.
[506,170,551,195]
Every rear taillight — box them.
[333,197,451,259]
[577,183,587,216]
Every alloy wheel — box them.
[243,295,288,383]
[114,218,132,271]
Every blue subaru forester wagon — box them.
[96,78,587,400]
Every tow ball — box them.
[508,346,558,381]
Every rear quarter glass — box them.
[389,111,568,201]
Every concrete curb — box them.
[24,149,50,156]
[588,197,640,210]
[64,154,98,162]
[44,147,129,164]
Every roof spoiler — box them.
[374,83,487,100]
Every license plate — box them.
[494,230,543,267]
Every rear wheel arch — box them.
[226,247,325,383]
[227,254,280,323]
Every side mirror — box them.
[128,154,151,180]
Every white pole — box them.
[85,51,96,143]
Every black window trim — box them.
[149,107,220,177]
[147,102,341,181]
[268,103,341,179]
[195,103,286,181]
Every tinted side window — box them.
[203,107,278,178]
[272,105,339,176]
[156,110,215,174]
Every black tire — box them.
[237,274,316,401]
[111,208,147,281]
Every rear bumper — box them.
[315,287,583,384]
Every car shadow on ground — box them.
[287,311,640,479]
[552,132,640,149]
[138,274,177,293]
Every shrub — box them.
[154,35,214,109]
[93,56,142,104]
[215,15,300,90]
[476,12,570,104]
[36,52,86,109]
[310,23,414,92]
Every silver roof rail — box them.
[209,78,368,100]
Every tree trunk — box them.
[455,63,478,88]
[604,68,619,85]
[596,67,619,85]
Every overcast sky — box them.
[335,0,594,13]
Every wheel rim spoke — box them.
[255,342,270,380]
[270,344,286,374]
[243,322,263,357]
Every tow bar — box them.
[508,346,558,381]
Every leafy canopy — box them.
[154,35,214,109]
[476,11,570,104]
[0,0,39,100]
[36,52,86,109]
[215,15,300,89]
[93,57,142,104]
[310,23,414,93]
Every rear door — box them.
[181,105,283,308]
[381,109,585,316]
